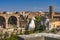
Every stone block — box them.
[45,37,60,40]
[18,36,45,40]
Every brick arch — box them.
[7,14,20,28]
[0,13,20,28]
[8,15,18,19]
[8,16,17,28]
[0,15,6,19]
[0,16,6,28]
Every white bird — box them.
[28,17,35,31]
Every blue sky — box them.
[0,0,60,12]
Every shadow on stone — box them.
[18,37,24,40]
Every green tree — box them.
[34,16,42,32]
[35,16,42,22]
[34,16,46,33]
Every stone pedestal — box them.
[6,19,8,28]
[17,28,21,34]
[17,18,20,28]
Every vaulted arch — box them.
[0,16,6,28]
[8,16,17,28]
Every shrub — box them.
[24,30,34,35]
[2,35,18,40]
[24,30,31,35]
[34,16,46,33]
[34,16,42,33]
[39,25,46,31]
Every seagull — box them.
[28,17,35,31]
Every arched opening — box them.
[8,16,17,28]
[0,16,6,28]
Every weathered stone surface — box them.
[18,36,44,40]
[45,37,60,40]
[18,33,60,40]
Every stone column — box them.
[6,18,8,28]
[17,17,20,28]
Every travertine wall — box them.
[0,11,42,29]
[0,12,20,28]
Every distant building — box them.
[46,6,60,29]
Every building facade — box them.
[48,6,60,29]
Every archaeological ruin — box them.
[0,6,60,39]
